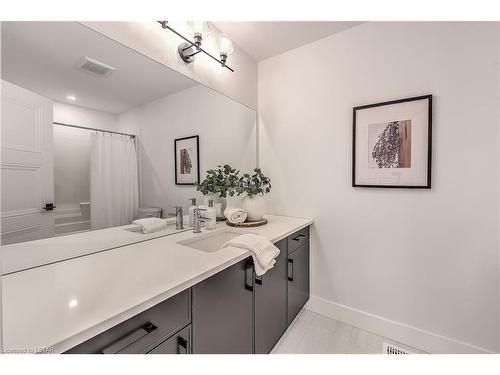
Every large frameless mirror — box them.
[0,21,256,273]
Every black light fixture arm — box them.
[157,21,234,72]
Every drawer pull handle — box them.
[288,258,294,281]
[255,274,263,285]
[177,336,189,354]
[101,322,158,354]
[245,261,254,292]
[293,234,306,241]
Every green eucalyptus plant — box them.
[197,165,272,199]
[235,168,272,197]
[196,165,240,198]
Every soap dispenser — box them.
[205,199,217,230]
[188,198,197,227]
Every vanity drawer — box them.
[287,226,309,254]
[147,325,191,354]
[65,289,191,354]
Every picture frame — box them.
[174,135,200,185]
[352,95,432,189]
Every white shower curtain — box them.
[90,132,139,230]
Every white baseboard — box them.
[305,295,494,354]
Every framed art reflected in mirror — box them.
[352,95,432,189]
[175,135,200,185]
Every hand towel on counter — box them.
[222,234,280,276]
[132,217,168,234]
[224,207,247,224]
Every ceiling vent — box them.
[76,57,116,77]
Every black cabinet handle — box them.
[101,322,158,354]
[245,261,254,292]
[293,234,306,241]
[177,336,188,354]
[288,259,294,281]
[255,274,263,285]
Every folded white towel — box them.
[222,234,280,276]
[224,207,247,224]
[132,218,168,234]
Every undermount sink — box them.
[177,229,246,253]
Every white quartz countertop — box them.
[1,216,190,275]
[1,214,312,353]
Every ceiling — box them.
[1,22,198,114]
[213,21,364,62]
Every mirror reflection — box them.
[0,22,256,254]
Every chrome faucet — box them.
[172,206,184,230]
[193,208,207,233]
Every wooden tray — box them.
[226,218,268,228]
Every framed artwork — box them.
[174,135,200,185]
[352,95,432,189]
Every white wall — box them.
[81,22,258,111]
[118,84,256,214]
[53,102,118,132]
[53,125,92,210]
[258,22,500,353]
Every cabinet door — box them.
[287,242,310,326]
[148,325,191,354]
[254,239,288,354]
[192,257,254,353]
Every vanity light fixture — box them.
[157,21,235,72]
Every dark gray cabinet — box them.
[192,257,254,354]
[254,239,288,354]
[65,225,310,354]
[287,230,310,326]
[65,289,191,354]
[148,325,191,354]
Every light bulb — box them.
[186,21,210,50]
[218,33,234,67]
[218,34,234,56]
[187,21,210,37]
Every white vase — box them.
[203,194,226,218]
[241,195,266,221]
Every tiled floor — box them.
[271,309,424,354]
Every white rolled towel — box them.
[224,207,247,224]
[132,218,168,234]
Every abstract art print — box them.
[353,95,432,188]
[174,135,200,185]
[368,120,411,169]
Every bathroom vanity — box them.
[0,22,309,355]
[1,215,312,354]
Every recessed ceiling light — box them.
[67,95,77,101]
[68,299,78,308]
